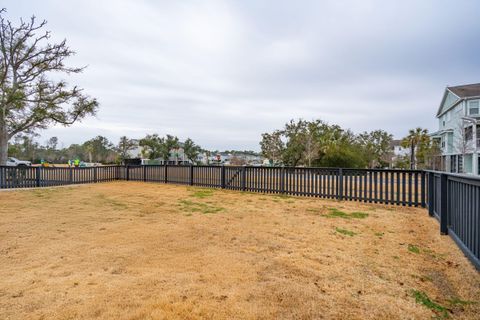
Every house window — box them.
[477,125,480,148]
[458,155,463,173]
[465,126,473,141]
[468,100,480,116]
[450,155,457,173]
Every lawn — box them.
[0,182,479,319]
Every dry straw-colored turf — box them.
[0,181,479,319]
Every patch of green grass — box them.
[447,297,477,306]
[335,227,357,237]
[325,208,368,219]
[374,232,384,237]
[411,290,449,319]
[178,199,224,214]
[422,248,447,260]
[408,244,420,254]
[189,188,215,199]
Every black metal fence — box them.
[0,165,426,206]
[427,171,480,270]
[0,165,119,188]
[1,164,478,270]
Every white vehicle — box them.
[6,157,32,167]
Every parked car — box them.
[6,157,32,167]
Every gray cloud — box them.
[4,0,480,150]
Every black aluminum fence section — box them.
[1,165,426,207]
[427,171,480,270]
[0,166,37,188]
[123,165,426,206]
[0,166,120,189]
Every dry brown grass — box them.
[0,182,479,320]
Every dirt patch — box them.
[0,181,479,319]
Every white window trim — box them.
[468,99,480,116]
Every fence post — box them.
[241,166,246,191]
[35,166,41,187]
[164,164,168,184]
[280,167,285,194]
[421,171,426,208]
[143,165,147,182]
[440,173,449,235]
[126,165,130,181]
[221,165,225,189]
[190,165,194,186]
[0,167,3,188]
[69,167,73,184]
[428,172,434,217]
[94,166,98,183]
[338,168,344,200]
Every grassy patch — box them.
[189,188,215,199]
[411,290,449,319]
[447,297,477,306]
[178,199,224,214]
[422,248,447,260]
[374,232,384,237]
[335,227,357,237]
[325,208,368,219]
[408,244,420,254]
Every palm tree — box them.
[401,128,430,169]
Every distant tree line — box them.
[260,119,440,169]
[7,133,204,165]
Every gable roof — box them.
[447,83,480,98]
[436,83,480,117]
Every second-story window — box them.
[468,100,479,116]
[465,126,473,141]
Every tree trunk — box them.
[0,127,8,166]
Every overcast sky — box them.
[4,0,480,150]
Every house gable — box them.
[436,89,460,117]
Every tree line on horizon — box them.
[7,134,207,165]
[260,119,440,169]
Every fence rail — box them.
[427,171,480,270]
[0,165,426,206]
[1,165,478,270]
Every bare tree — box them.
[454,119,475,173]
[0,9,98,165]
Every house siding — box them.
[435,88,480,175]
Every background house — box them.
[127,141,193,165]
[431,83,480,174]
[389,140,409,168]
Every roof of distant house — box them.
[448,83,480,98]
[390,139,402,148]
